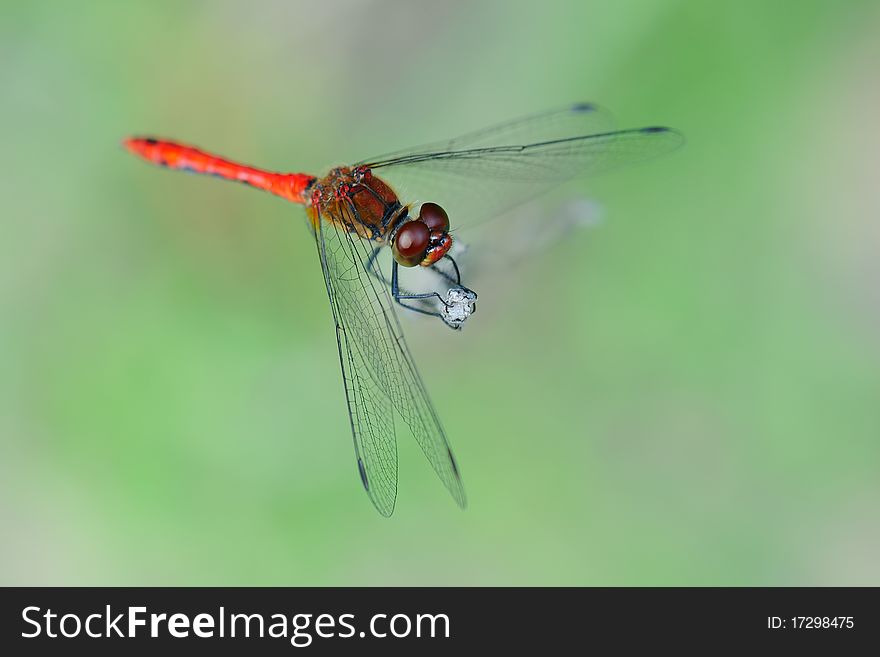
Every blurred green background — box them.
[2,0,879,585]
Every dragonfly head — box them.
[391,202,452,267]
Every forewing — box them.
[359,102,616,166]
[315,204,466,515]
[362,126,683,232]
[316,209,398,515]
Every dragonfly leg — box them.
[367,246,454,319]
[437,253,462,286]
[367,246,460,289]
[390,261,446,319]
[365,245,391,286]
[391,260,477,329]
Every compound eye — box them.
[392,220,430,267]
[418,202,449,232]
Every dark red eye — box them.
[418,202,449,232]
[392,220,430,267]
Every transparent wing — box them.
[359,102,616,164]
[314,204,466,516]
[317,213,398,515]
[358,104,682,231]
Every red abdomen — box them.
[123,137,315,205]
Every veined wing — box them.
[358,102,616,166]
[360,121,683,232]
[314,203,466,516]
[366,127,682,179]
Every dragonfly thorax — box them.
[307,166,404,243]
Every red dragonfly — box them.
[123,103,682,516]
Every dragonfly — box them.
[123,103,683,516]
